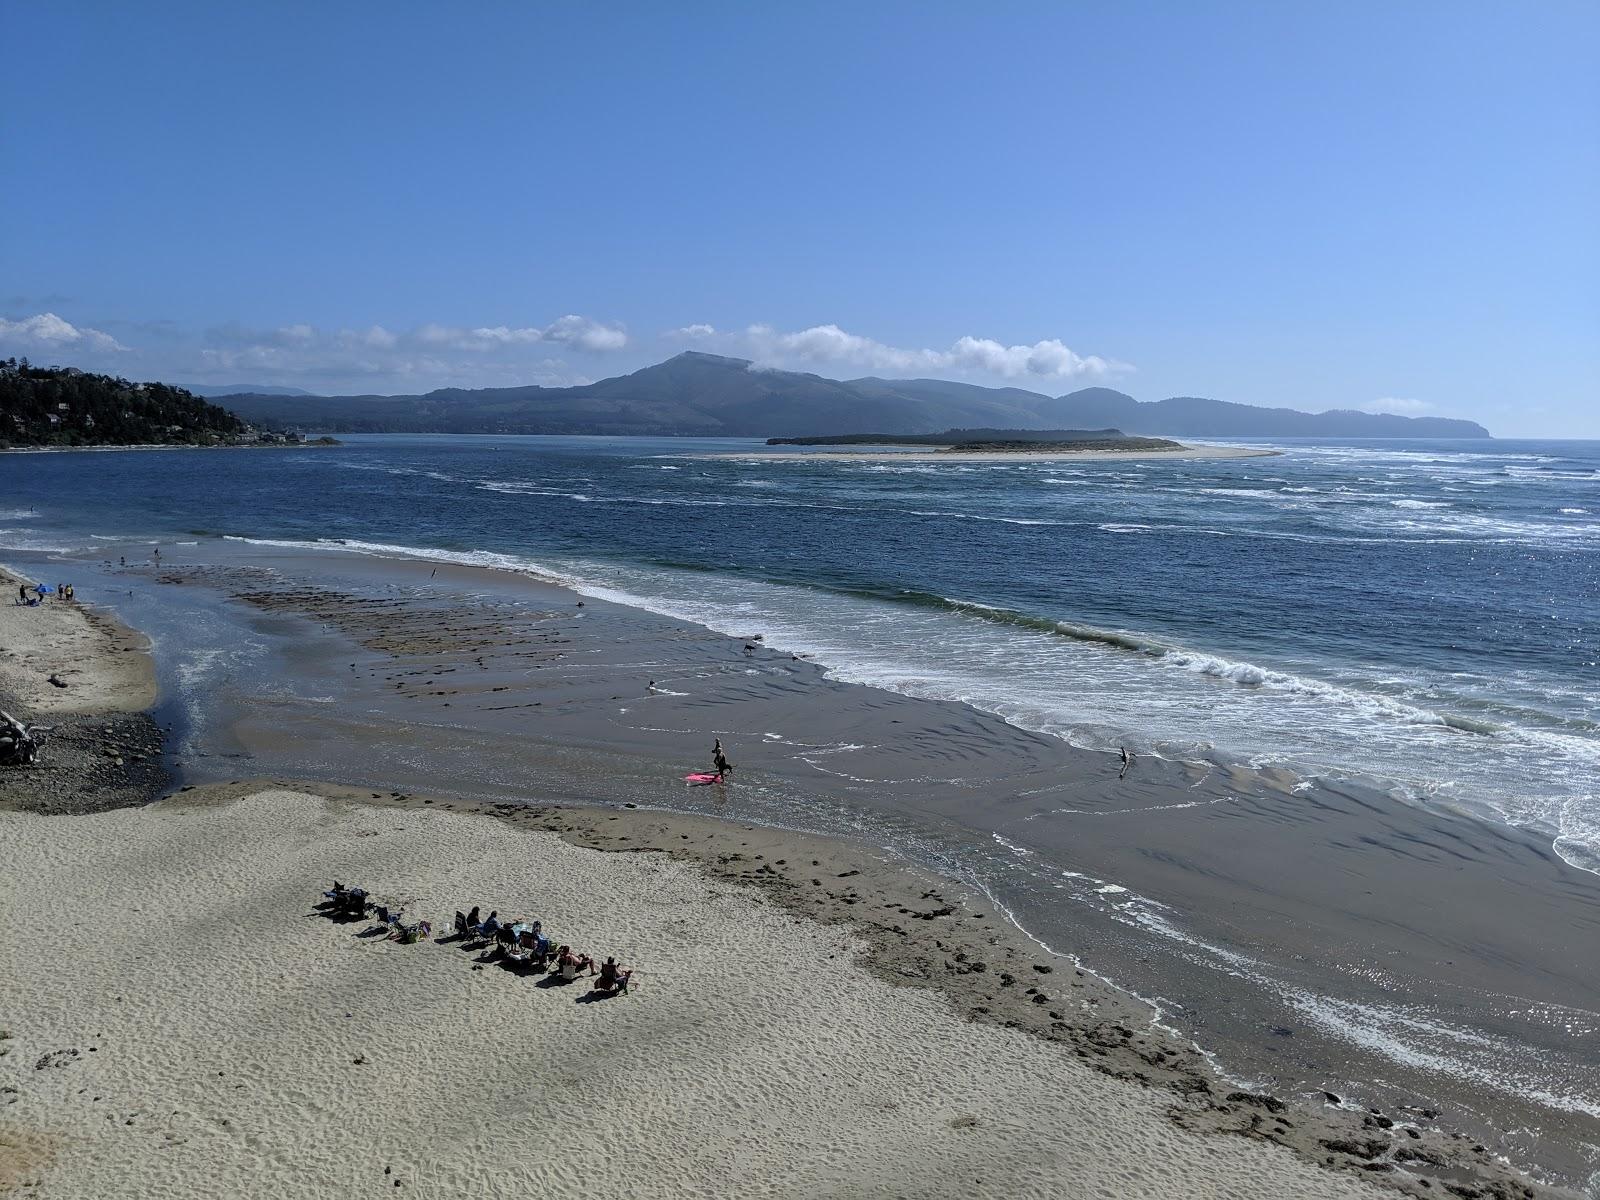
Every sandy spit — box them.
[0,787,1385,1200]
[0,565,167,815]
[0,566,156,716]
[695,445,1278,462]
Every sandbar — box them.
[700,444,1277,462]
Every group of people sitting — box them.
[321,883,431,943]
[451,905,632,994]
[319,883,632,996]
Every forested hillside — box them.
[0,359,249,447]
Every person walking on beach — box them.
[713,738,732,779]
[1119,747,1133,779]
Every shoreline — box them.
[0,547,1580,1197]
[694,443,1279,462]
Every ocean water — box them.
[5,434,1598,870]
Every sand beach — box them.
[0,546,1581,1198]
[0,784,1407,1200]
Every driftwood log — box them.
[0,710,40,766]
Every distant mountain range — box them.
[213,351,1491,438]
[185,383,314,398]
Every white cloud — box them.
[666,323,717,339]
[542,314,628,352]
[421,315,629,353]
[718,322,1120,381]
[1360,396,1435,416]
[189,317,623,391]
[275,323,315,346]
[336,325,396,350]
[0,311,128,352]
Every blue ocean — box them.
[6,434,1598,872]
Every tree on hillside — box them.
[0,358,249,447]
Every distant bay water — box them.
[5,433,1598,872]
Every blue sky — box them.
[3,2,1596,434]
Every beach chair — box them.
[339,888,369,916]
[394,920,431,945]
[512,927,540,962]
[593,961,632,996]
[453,911,470,939]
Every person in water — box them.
[713,738,732,778]
[1119,747,1133,778]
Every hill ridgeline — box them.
[210,352,1491,439]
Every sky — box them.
[2,2,1596,435]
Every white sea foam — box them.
[909,510,1066,526]
[0,528,83,554]
[218,505,1600,878]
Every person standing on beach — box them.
[1119,747,1133,778]
[713,738,732,779]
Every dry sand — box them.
[0,788,1386,1200]
[700,445,1277,462]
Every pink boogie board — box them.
[684,772,723,785]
